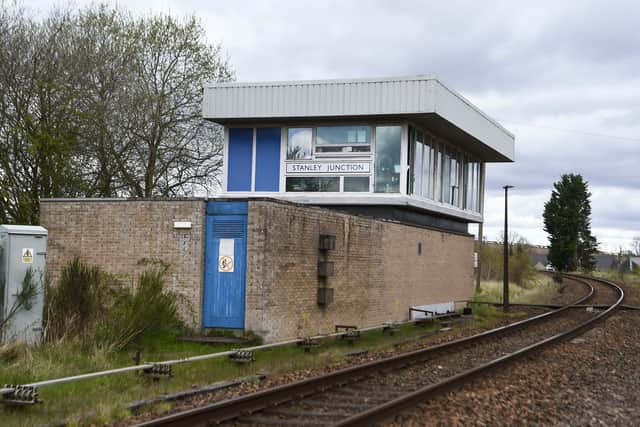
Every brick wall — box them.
[246,200,474,342]
[40,198,473,341]
[40,199,206,326]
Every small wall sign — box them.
[22,248,34,264]
[218,239,235,273]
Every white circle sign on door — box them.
[218,255,234,272]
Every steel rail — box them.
[332,274,624,427]
[472,301,639,310]
[134,275,597,427]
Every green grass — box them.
[474,275,562,305]
[592,270,640,288]
[0,323,445,426]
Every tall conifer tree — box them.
[543,174,597,272]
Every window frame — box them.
[407,122,484,213]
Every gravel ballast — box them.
[389,282,640,427]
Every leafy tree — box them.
[0,3,233,223]
[0,5,84,224]
[543,174,597,272]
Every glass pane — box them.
[344,176,370,192]
[287,128,312,160]
[422,140,432,198]
[475,162,482,212]
[413,139,423,196]
[442,150,451,204]
[450,154,459,206]
[463,159,470,209]
[317,126,371,145]
[374,126,402,193]
[434,145,442,201]
[470,162,476,211]
[286,177,339,192]
[315,145,370,153]
[407,126,415,195]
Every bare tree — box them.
[68,5,137,197]
[118,14,232,197]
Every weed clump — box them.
[45,257,183,352]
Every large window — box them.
[374,126,402,193]
[287,128,312,160]
[409,125,482,213]
[316,126,371,154]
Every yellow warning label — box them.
[22,248,33,264]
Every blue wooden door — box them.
[203,203,247,329]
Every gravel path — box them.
[389,281,640,427]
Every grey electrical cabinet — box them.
[0,225,47,345]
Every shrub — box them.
[479,241,536,287]
[45,258,183,352]
[44,257,103,341]
[96,270,182,350]
[510,245,536,288]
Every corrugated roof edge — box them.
[203,75,514,140]
[204,74,437,88]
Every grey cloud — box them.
[22,0,640,250]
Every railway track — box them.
[136,274,623,427]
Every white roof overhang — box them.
[203,76,514,162]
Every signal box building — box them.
[41,76,514,342]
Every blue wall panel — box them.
[227,128,253,191]
[255,127,281,192]
[206,200,248,215]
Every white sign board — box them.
[286,162,370,174]
[218,239,234,273]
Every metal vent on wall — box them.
[212,220,245,238]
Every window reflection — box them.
[344,176,370,192]
[287,128,312,160]
[374,126,402,193]
[286,177,339,192]
[316,126,371,153]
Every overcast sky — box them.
[26,0,640,252]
